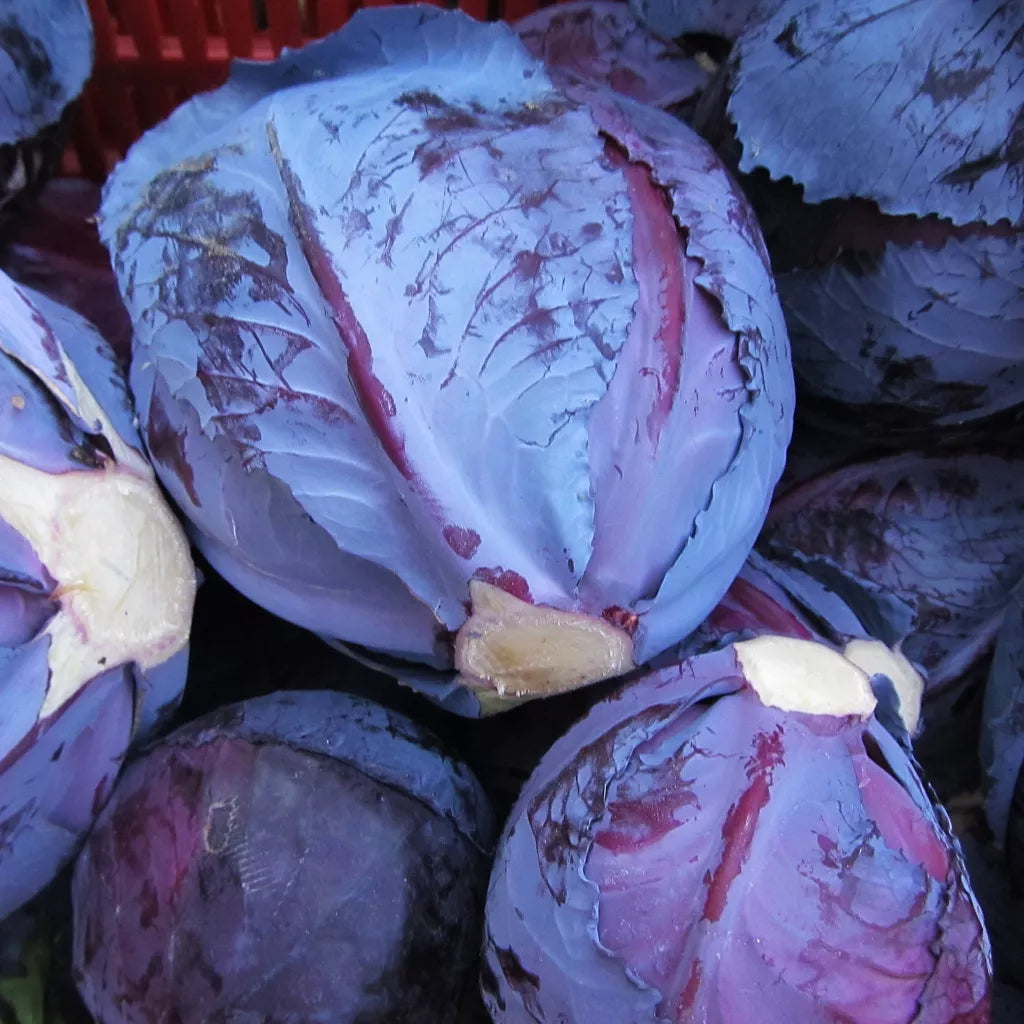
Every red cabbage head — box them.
[483,638,992,1022]
[99,7,793,715]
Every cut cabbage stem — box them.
[842,637,924,736]
[735,634,878,719]
[454,580,635,711]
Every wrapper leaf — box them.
[729,0,1024,224]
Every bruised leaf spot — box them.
[879,353,932,387]
[934,469,979,500]
[416,142,450,178]
[138,878,159,929]
[0,21,56,105]
[939,148,1007,187]
[595,777,699,853]
[513,249,544,279]
[502,99,573,128]
[396,89,446,111]
[147,391,200,507]
[921,63,993,105]
[28,306,68,383]
[602,606,638,635]
[479,953,506,1011]
[425,109,481,134]
[773,18,804,60]
[493,945,541,1018]
[443,525,481,559]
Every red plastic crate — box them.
[64,0,580,180]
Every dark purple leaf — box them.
[981,580,1024,851]
[761,450,1024,710]
[72,691,493,1023]
[730,0,1024,224]
[515,1,709,109]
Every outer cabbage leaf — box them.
[102,8,792,710]
[629,0,770,40]
[730,0,1024,224]
[980,580,1024,851]
[0,0,92,145]
[515,1,709,109]
[572,87,793,660]
[779,232,1024,432]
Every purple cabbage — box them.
[0,179,134,366]
[729,0,1022,223]
[0,271,196,922]
[72,690,494,1023]
[703,0,1024,435]
[483,640,992,1022]
[99,7,793,715]
[0,0,93,219]
[514,1,709,112]
[760,450,1024,722]
[629,0,770,42]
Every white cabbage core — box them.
[735,634,877,718]
[0,359,195,718]
[455,580,635,712]
[842,638,924,736]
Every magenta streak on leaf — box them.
[473,568,533,604]
[147,388,200,507]
[266,126,415,483]
[443,526,482,560]
[675,958,702,1018]
[616,155,683,447]
[702,727,784,922]
[708,576,815,640]
[28,305,70,387]
[593,780,699,854]
[848,742,949,883]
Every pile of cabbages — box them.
[1,0,1022,1021]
